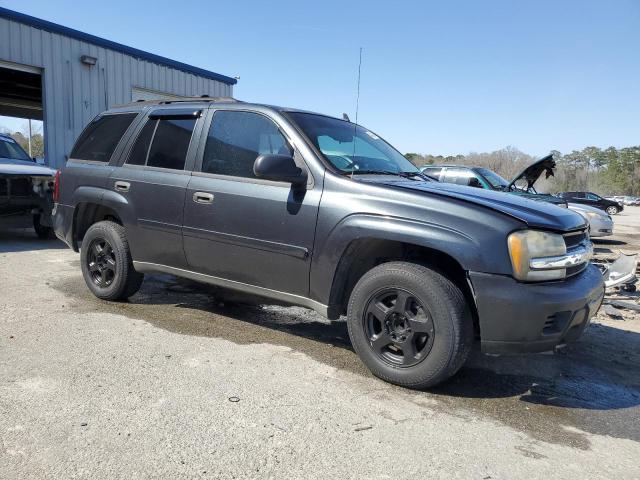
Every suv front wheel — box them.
[606,205,619,215]
[80,221,143,301]
[347,262,473,389]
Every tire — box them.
[33,214,54,239]
[606,206,618,215]
[347,262,473,389]
[80,221,143,301]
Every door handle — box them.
[114,181,130,192]
[193,192,214,204]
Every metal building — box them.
[0,7,237,169]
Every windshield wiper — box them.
[350,170,430,181]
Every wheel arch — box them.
[70,187,133,251]
[316,215,484,334]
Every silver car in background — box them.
[568,203,613,237]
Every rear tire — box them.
[347,262,473,389]
[33,214,54,239]
[80,221,143,301]
[606,206,619,215]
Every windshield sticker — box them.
[364,131,379,140]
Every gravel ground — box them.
[1,208,639,479]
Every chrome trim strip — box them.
[529,243,593,270]
[132,261,328,316]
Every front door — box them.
[182,109,321,297]
[110,109,201,269]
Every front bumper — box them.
[470,264,604,354]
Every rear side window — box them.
[127,120,156,166]
[126,118,196,170]
[202,111,292,178]
[71,113,137,162]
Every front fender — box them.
[309,213,514,308]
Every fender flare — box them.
[70,186,135,249]
[310,213,500,312]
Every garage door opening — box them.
[0,62,44,160]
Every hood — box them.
[357,176,586,232]
[508,154,555,191]
[0,157,56,177]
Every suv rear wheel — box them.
[80,221,143,301]
[347,262,473,389]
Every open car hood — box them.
[508,154,555,191]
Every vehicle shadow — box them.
[0,227,65,252]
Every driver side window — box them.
[201,111,292,179]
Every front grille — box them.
[9,178,31,196]
[563,229,587,249]
[563,229,589,278]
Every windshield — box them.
[476,167,510,189]
[0,137,32,161]
[287,112,419,174]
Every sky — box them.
[1,0,639,157]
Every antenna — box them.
[351,47,363,179]
[355,47,363,127]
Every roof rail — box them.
[158,96,240,105]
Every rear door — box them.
[182,108,320,297]
[110,108,203,269]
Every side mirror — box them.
[254,154,307,187]
[34,157,45,165]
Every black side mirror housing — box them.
[254,154,307,187]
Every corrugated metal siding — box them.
[0,17,233,168]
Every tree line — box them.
[406,145,640,196]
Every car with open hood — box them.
[0,133,56,238]
[420,155,567,207]
[53,98,604,388]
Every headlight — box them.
[586,211,604,220]
[508,230,567,281]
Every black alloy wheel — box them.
[364,288,435,367]
[86,237,117,288]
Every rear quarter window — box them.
[70,113,137,162]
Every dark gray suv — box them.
[53,98,604,388]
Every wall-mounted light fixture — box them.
[80,55,97,66]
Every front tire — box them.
[606,206,619,215]
[80,221,143,301]
[347,262,473,389]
